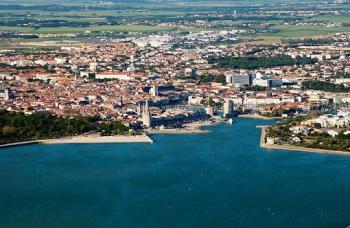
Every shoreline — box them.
[148,120,215,135]
[0,120,219,148]
[40,134,154,144]
[148,128,209,134]
[258,126,350,156]
[0,135,154,149]
[0,141,39,149]
[239,114,281,120]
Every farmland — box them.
[0,0,349,44]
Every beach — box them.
[40,134,154,144]
[0,135,154,148]
[258,126,350,156]
[239,114,281,120]
[148,120,214,134]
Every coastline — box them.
[0,135,154,149]
[148,120,214,135]
[0,120,218,148]
[40,134,154,144]
[0,141,39,149]
[258,126,350,156]
[239,114,281,120]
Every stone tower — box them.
[142,100,151,128]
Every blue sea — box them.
[0,118,349,227]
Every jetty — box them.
[256,125,268,146]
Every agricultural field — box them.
[0,0,349,44]
[266,24,350,39]
[309,15,350,24]
[0,25,174,34]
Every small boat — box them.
[227,118,233,125]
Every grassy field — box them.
[270,24,350,38]
[310,15,350,24]
[240,23,350,44]
[0,25,174,34]
[0,0,349,45]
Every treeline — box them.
[244,85,268,91]
[100,122,129,136]
[306,131,350,151]
[0,111,129,145]
[0,5,135,12]
[265,124,291,142]
[285,38,334,46]
[208,55,315,70]
[196,74,226,84]
[0,32,38,39]
[302,81,350,93]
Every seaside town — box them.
[1,0,350,153]
[3,1,350,227]
[2,30,350,148]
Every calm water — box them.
[0,118,350,228]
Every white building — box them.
[225,72,253,87]
[305,112,350,128]
[253,77,283,88]
[95,72,131,81]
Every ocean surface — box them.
[0,118,350,228]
